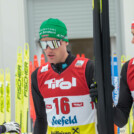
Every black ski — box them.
[93,0,114,133]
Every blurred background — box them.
[0,0,134,133]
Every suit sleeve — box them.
[113,61,133,127]
[31,68,47,134]
[85,60,94,88]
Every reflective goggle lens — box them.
[40,40,61,49]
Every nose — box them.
[132,36,134,44]
[45,45,53,50]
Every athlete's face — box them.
[40,37,69,64]
[131,29,134,44]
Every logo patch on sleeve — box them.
[75,60,84,68]
[41,64,49,72]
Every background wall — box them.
[121,0,134,57]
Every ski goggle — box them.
[40,40,61,50]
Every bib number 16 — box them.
[53,97,70,115]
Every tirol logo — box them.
[45,77,76,89]
[52,116,78,126]
[51,131,71,134]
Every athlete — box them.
[113,20,134,131]
[31,18,96,134]
[0,122,20,134]
[90,20,134,132]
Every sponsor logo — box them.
[46,104,52,109]
[71,127,80,134]
[113,61,118,65]
[72,102,84,107]
[42,34,49,37]
[57,34,65,38]
[45,77,76,89]
[57,34,62,37]
[52,116,78,126]
[113,76,119,105]
[51,131,71,134]
[75,60,84,67]
[41,64,48,72]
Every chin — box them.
[48,60,53,63]
[48,59,55,64]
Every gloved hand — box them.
[3,122,21,133]
[90,83,115,103]
[90,82,98,103]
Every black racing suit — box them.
[114,60,133,127]
[31,53,94,134]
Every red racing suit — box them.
[33,57,96,134]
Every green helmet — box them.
[39,18,69,42]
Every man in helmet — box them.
[31,18,96,134]
[0,122,20,134]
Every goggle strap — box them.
[52,40,59,48]
[57,41,60,47]
[52,40,57,48]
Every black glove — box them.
[90,82,98,103]
[3,122,21,133]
